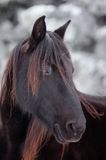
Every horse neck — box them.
[78,91,106,114]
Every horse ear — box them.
[54,20,71,39]
[31,16,46,43]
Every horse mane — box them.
[0,41,23,108]
[21,118,51,160]
[0,31,104,160]
[79,93,104,119]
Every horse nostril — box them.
[66,120,76,132]
[66,121,85,137]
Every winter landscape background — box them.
[0,0,106,95]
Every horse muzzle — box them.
[53,121,86,144]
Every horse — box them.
[0,15,105,160]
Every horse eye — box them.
[43,66,52,76]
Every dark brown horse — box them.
[0,16,105,160]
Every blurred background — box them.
[0,0,106,95]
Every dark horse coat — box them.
[0,16,106,160]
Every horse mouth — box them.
[53,124,84,144]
